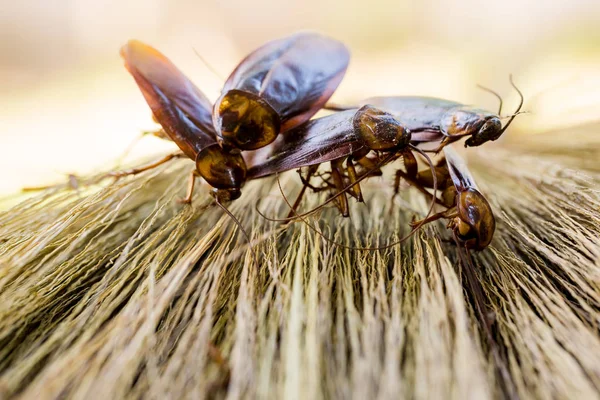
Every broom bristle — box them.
[1,124,599,399]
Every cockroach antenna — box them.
[499,74,524,134]
[192,47,226,83]
[476,84,504,115]
[214,197,260,271]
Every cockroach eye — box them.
[353,105,411,151]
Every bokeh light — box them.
[1,0,599,194]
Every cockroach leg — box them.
[22,173,81,193]
[402,149,418,179]
[331,159,350,217]
[298,169,330,193]
[355,157,382,177]
[410,207,457,229]
[107,152,185,180]
[346,157,363,202]
[287,165,319,219]
[431,137,452,154]
[178,169,200,205]
[393,170,403,197]
[394,169,445,207]
[147,128,171,140]
[390,149,421,213]
[287,184,310,220]
[114,125,173,169]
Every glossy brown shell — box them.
[121,40,217,160]
[245,109,365,179]
[363,96,496,138]
[215,32,350,136]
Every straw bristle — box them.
[1,123,599,399]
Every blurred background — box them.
[1,0,600,194]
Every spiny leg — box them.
[392,150,419,199]
[402,149,418,180]
[429,134,469,154]
[298,168,332,193]
[180,169,200,205]
[331,159,349,217]
[430,137,451,154]
[345,157,363,202]
[22,173,81,193]
[397,169,449,206]
[107,152,185,180]
[115,125,173,168]
[287,165,319,219]
[356,156,383,177]
[410,206,457,229]
[178,169,200,205]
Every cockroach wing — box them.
[443,146,478,192]
[221,32,350,132]
[121,40,217,159]
[409,130,445,143]
[245,110,365,179]
[362,96,462,132]
[121,40,215,137]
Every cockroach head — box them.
[353,105,411,151]
[466,75,524,148]
[195,144,247,197]
[464,116,502,147]
[215,90,281,151]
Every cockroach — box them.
[213,32,350,150]
[120,41,245,203]
[404,145,495,250]
[245,105,420,217]
[245,110,440,249]
[118,32,349,203]
[329,77,524,151]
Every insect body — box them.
[214,32,350,150]
[407,146,495,250]
[246,105,419,216]
[121,41,246,202]
[120,32,349,202]
[361,77,523,150]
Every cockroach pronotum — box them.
[118,32,349,203]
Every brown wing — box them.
[362,96,462,132]
[245,110,365,179]
[121,40,217,159]
[443,145,478,192]
[219,32,350,132]
[410,130,445,143]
